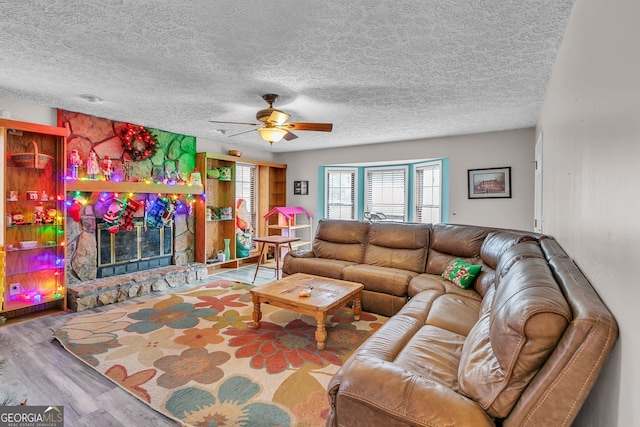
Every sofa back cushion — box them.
[480,230,536,269]
[457,243,571,418]
[362,222,430,273]
[313,219,370,263]
[425,224,490,275]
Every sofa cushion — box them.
[363,222,430,273]
[408,273,484,300]
[282,255,356,279]
[425,224,490,275]
[441,258,482,289]
[343,264,417,296]
[312,219,370,263]
[458,256,572,418]
[480,230,535,269]
[404,289,482,337]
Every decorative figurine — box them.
[44,208,57,224]
[33,203,44,225]
[102,155,113,181]
[122,160,133,182]
[86,152,100,180]
[69,149,82,179]
[189,169,202,186]
[40,190,48,201]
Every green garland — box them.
[120,124,158,161]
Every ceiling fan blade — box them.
[209,120,259,126]
[268,110,290,126]
[227,128,257,137]
[283,131,298,141]
[285,122,333,132]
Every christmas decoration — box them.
[103,200,123,233]
[146,197,171,228]
[33,203,44,225]
[44,208,57,224]
[120,124,159,162]
[102,156,113,181]
[69,149,82,179]
[86,152,100,179]
[118,198,142,232]
[68,200,82,222]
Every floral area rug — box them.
[54,280,387,426]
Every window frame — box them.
[364,165,409,222]
[324,167,358,220]
[414,160,442,224]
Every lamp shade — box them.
[257,127,287,143]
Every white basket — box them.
[19,241,38,249]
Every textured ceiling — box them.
[0,0,575,153]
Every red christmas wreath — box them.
[120,124,158,161]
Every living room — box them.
[0,0,638,426]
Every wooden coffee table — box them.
[250,273,364,350]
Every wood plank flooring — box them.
[0,264,275,427]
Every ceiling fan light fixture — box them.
[257,127,287,143]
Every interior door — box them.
[534,133,543,233]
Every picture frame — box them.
[294,180,308,195]
[468,167,512,199]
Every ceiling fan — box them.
[209,94,333,144]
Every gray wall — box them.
[537,0,639,425]
[278,127,535,231]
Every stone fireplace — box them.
[66,201,194,285]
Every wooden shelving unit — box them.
[1,118,67,321]
[195,152,287,274]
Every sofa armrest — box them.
[327,356,494,427]
[286,249,315,258]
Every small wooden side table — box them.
[252,235,300,282]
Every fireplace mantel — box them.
[66,180,203,195]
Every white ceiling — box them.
[0,0,575,153]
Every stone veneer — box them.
[67,263,208,312]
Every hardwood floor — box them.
[0,264,276,427]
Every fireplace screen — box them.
[97,221,173,277]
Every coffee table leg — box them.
[353,291,362,321]
[315,312,327,351]
[252,294,262,329]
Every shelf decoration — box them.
[120,124,159,162]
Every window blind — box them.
[415,161,441,223]
[325,168,356,219]
[365,167,407,222]
[235,163,257,248]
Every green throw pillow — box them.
[441,258,482,289]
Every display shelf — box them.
[195,152,287,272]
[263,207,313,253]
[65,179,203,195]
[1,118,67,319]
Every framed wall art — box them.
[468,167,512,199]
[294,180,308,195]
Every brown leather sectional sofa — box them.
[282,219,618,426]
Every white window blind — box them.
[325,168,356,219]
[365,167,407,222]
[415,161,442,223]
[235,163,257,248]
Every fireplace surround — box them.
[96,220,173,278]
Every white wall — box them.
[0,98,57,126]
[277,128,535,231]
[537,0,640,425]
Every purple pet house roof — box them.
[263,206,312,221]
